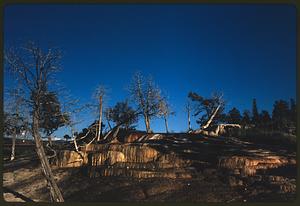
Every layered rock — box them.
[54,150,88,168]
[218,155,295,176]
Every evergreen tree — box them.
[39,92,70,138]
[272,100,290,132]
[260,110,272,129]
[227,107,242,124]
[252,98,260,126]
[63,134,71,141]
[289,98,296,124]
[105,101,138,130]
[241,110,251,127]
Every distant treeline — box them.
[224,98,296,134]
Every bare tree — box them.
[5,41,64,202]
[59,92,87,151]
[129,72,162,133]
[158,97,174,133]
[4,85,29,161]
[93,85,107,141]
[185,100,192,132]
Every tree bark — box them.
[164,116,169,133]
[32,109,64,202]
[144,115,151,133]
[97,95,103,141]
[48,136,53,147]
[10,129,16,161]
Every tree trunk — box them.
[73,136,79,152]
[188,108,191,131]
[97,95,103,141]
[201,104,221,129]
[10,129,16,161]
[164,116,169,133]
[48,136,53,147]
[144,115,151,133]
[71,127,79,152]
[32,109,64,202]
[107,120,112,130]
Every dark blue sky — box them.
[4,4,296,135]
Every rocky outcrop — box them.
[86,143,194,178]
[88,167,194,179]
[52,132,296,201]
[218,155,295,176]
[54,150,88,168]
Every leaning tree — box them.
[188,91,226,130]
[187,91,241,136]
[5,41,65,202]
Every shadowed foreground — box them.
[3,133,296,202]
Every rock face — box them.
[53,132,296,201]
[218,155,291,176]
[54,141,194,179]
[54,150,88,168]
[84,144,159,163]
[85,143,194,179]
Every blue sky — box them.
[4,4,296,136]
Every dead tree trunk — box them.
[5,42,65,202]
[47,136,53,147]
[201,104,221,129]
[97,95,103,141]
[144,114,151,133]
[193,104,223,135]
[10,128,16,161]
[32,109,64,202]
[73,137,79,152]
[164,116,169,133]
[187,106,191,131]
[71,128,79,152]
[11,104,20,161]
[107,119,112,130]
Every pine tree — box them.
[272,100,290,132]
[39,92,69,139]
[241,110,251,127]
[252,98,260,126]
[227,107,242,124]
[105,101,138,130]
[290,98,296,124]
[260,110,271,130]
